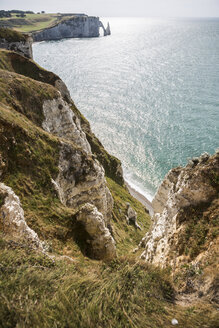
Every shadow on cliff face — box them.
[69,218,92,258]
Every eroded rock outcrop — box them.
[52,141,114,224]
[126,203,142,230]
[0,182,43,249]
[77,203,116,260]
[42,97,114,225]
[42,97,91,154]
[138,152,219,302]
[105,22,111,36]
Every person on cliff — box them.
[126,203,142,230]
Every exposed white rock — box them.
[33,16,110,42]
[53,142,113,224]
[138,152,219,268]
[42,97,91,153]
[126,203,142,230]
[42,96,114,225]
[41,94,116,259]
[99,21,111,36]
[0,182,43,249]
[77,203,116,260]
[139,168,184,266]
[105,22,111,36]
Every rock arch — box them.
[99,21,111,36]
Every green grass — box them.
[0,27,26,41]
[0,50,61,88]
[0,102,87,257]
[0,13,75,33]
[0,71,58,126]
[107,177,151,254]
[175,197,219,261]
[0,239,218,328]
[14,14,59,33]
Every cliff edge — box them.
[138,152,219,304]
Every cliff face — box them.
[138,152,219,302]
[0,49,117,260]
[0,28,32,59]
[0,48,147,264]
[0,49,123,185]
[33,16,110,42]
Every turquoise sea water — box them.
[33,18,219,201]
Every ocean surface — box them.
[33,18,219,201]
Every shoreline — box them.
[125,180,154,216]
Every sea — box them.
[33,17,219,201]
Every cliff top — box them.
[0,27,27,42]
[0,12,97,33]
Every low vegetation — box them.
[0,27,26,42]
[0,13,60,33]
[0,13,79,33]
[0,49,218,327]
[0,50,60,84]
[107,177,150,254]
[1,238,218,328]
[183,202,219,260]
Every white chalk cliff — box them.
[33,16,111,42]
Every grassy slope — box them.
[0,28,27,42]
[107,177,150,255]
[0,49,150,257]
[0,49,218,327]
[0,14,75,33]
[0,49,62,87]
[0,14,59,32]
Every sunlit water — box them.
[33,18,219,201]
